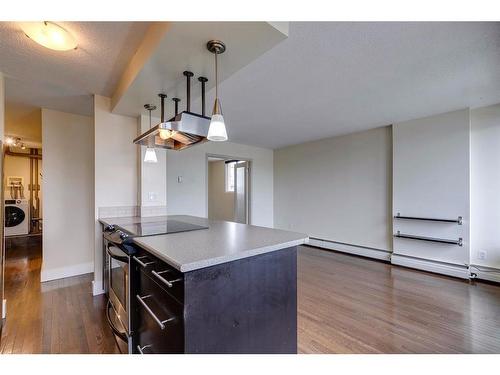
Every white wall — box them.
[470,104,500,276]
[93,95,138,294]
[138,114,167,215]
[166,141,274,228]
[274,126,392,252]
[208,160,235,221]
[41,109,94,281]
[392,109,470,276]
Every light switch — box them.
[177,176,183,183]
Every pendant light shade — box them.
[208,98,227,141]
[143,103,158,163]
[144,147,158,163]
[207,40,228,142]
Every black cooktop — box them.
[117,219,208,237]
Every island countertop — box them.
[99,215,308,272]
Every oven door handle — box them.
[106,244,129,263]
[106,300,128,343]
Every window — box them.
[225,162,235,192]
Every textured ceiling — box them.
[0,21,150,115]
[2,22,500,150]
[213,22,500,149]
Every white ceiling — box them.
[2,22,500,150]
[112,22,288,118]
[0,21,150,115]
[215,22,500,149]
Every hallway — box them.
[0,237,118,353]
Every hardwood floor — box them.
[1,240,500,354]
[0,236,119,354]
[298,246,500,354]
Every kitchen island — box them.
[100,215,308,354]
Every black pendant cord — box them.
[144,104,156,129]
[143,103,156,148]
[215,52,218,101]
[206,40,226,117]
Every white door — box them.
[233,161,248,224]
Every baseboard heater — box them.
[308,237,391,262]
[308,237,499,283]
[391,254,470,279]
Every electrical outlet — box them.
[148,192,157,202]
[478,251,487,260]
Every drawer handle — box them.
[133,256,155,268]
[151,270,182,288]
[137,344,152,354]
[136,294,175,330]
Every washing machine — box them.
[5,199,29,236]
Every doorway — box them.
[1,105,43,325]
[207,155,250,224]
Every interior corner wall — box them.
[41,108,94,282]
[166,141,274,228]
[274,126,393,254]
[93,95,138,294]
[470,103,500,279]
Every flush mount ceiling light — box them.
[20,21,77,51]
[207,40,228,142]
[143,104,158,163]
[5,136,25,149]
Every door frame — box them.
[205,153,252,224]
[233,161,249,224]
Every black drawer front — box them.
[134,270,184,354]
[132,249,184,304]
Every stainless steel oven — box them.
[103,229,132,353]
[101,219,208,353]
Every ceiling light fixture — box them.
[207,40,228,142]
[143,104,158,163]
[21,21,77,51]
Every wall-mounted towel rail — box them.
[394,231,463,246]
[394,213,462,225]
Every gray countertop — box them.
[99,215,308,272]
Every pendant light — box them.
[207,40,228,142]
[144,104,158,163]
